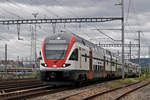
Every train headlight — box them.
[56,37,61,40]
[41,63,48,67]
[62,64,66,67]
[62,63,71,68]
[44,64,48,67]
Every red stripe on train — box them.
[42,38,46,63]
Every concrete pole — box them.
[5,44,7,77]
[52,23,56,34]
[138,31,141,66]
[121,0,125,79]
[138,31,141,76]
[129,41,132,61]
[32,13,38,68]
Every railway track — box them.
[0,78,68,100]
[35,81,108,100]
[0,78,49,97]
[57,81,150,100]
[0,78,38,85]
[0,85,67,100]
[115,81,150,100]
[1,79,149,100]
[0,83,47,93]
[0,79,43,92]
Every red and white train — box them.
[40,33,140,85]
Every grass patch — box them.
[108,75,150,89]
[107,82,122,88]
[107,78,140,89]
[27,72,40,79]
[0,71,41,80]
[134,74,150,81]
[116,78,139,84]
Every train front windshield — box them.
[45,44,68,60]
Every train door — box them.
[89,48,93,79]
[79,46,89,70]
[115,59,118,76]
[80,48,84,69]
[110,54,112,74]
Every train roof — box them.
[45,32,98,48]
[46,33,120,56]
[45,33,73,43]
[45,32,117,53]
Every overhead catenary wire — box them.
[5,0,54,33]
[0,0,55,44]
[0,0,137,42]
[4,0,121,43]
[53,0,120,44]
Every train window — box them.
[45,44,68,60]
[94,65,98,71]
[39,51,41,56]
[98,65,101,71]
[95,65,97,71]
[85,54,87,62]
[69,48,78,61]
[97,65,99,71]
[107,58,109,65]
[99,66,101,71]
[112,62,115,66]
[82,40,85,45]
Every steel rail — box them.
[82,81,150,100]
[115,82,150,100]
[0,86,67,100]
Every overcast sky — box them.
[0,0,150,60]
